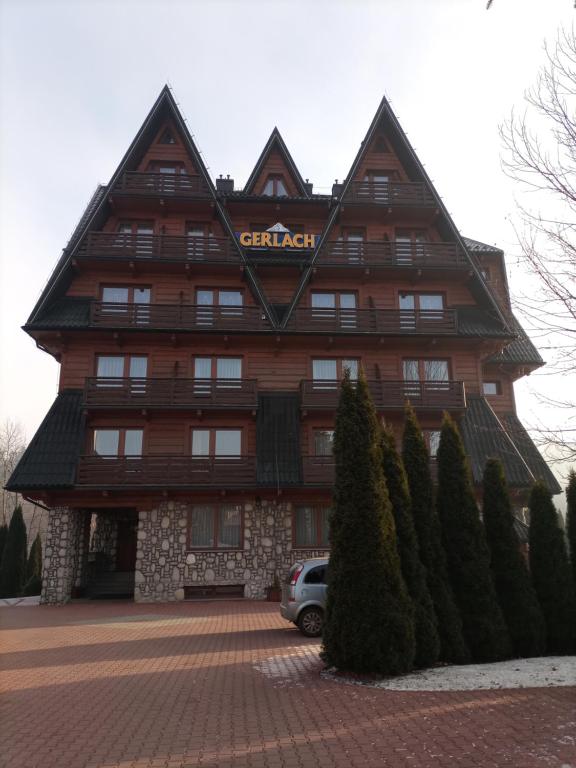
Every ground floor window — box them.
[188,503,242,549]
[294,506,331,548]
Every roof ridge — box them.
[243,128,309,197]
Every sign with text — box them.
[236,223,317,249]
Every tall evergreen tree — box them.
[482,459,546,658]
[323,373,415,675]
[436,415,511,662]
[22,533,43,596]
[0,506,28,598]
[567,470,576,597]
[0,523,8,569]
[401,405,469,664]
[381,424,440,668]
[529,482,576,655]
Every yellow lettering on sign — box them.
[292,234,304,247]
[281,234,294,248]
[260,232,272,247]
[303,234,314,248]
[253,232,262,247]
[272,233,279,247]
[239,232,252,246]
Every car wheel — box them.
[297,606,323,637]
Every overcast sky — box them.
[0,0,573,495]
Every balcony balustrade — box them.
[286,308,457,335]
[77,455,257,487]
[318,240,465,268]
[111,172,211,198]
[89,302,270,332]
[300,379,465,411]
[84,378,258,409]
[77,232,236,263]
[342,181,436,207]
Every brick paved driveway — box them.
[1,601,575,768]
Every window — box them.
[395,230,427,264]
[100,286,151,324]
[399,293,444,312]
[363,170,395,202]
[483,381,501,396]
[314,430,334,456]
[337,229,365,263]
[96,355,147,393]
[93,428,143,457]
[186,223,216,257]
[191,429,242,457]
[424,430,441,458]
[262,175,288,196]
[312,359,359,389]
[193,357,242,393]
[294,506,331,548]
[189,504,242,549]
[480,268,491,281]
[195,289,243,325]
[304,565,327,584]
[311,292,357,328]
[403,359,449,382]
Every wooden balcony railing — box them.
[286,308,457,335]
[300,380,465,411]
[77,455,257,487]
[77,232,236,263]
[112,172,211,198]
[318,241,465,268]
[301,457,438,486]
[84,378,258,409]
[342,181,436,207]
[89,303,270,332]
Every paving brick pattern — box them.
[1,601,575,768]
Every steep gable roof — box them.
[280,96,514,331]
[243,128,309,197]
[27,86,276,327]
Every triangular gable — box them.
[28,86,276,327]
[244,128,309,197]
[280,95,513,331]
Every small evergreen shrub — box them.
[567,470,576,598]
[0,506,28,598]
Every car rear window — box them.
[304,566,326,585]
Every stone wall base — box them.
[41,508,90,604]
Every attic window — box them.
[159,127,176,145]
[262,175,288,196]
[373,134,389,153]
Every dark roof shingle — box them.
[457,307,511,337]
[5,391,85,491]
[462,237,504,254]
[500,412,561,494]
[486,315,543,366]
[25,298,91,329]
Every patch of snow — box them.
[323,656,576,691]
[0,595,40,607]
[254,644,322,687]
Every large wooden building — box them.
[7,87,559,603]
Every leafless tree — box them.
[0,420,26,524]
[500,28,576,463]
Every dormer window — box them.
[262,175,288,196]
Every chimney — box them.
[332,179,343,197]
[304,178,313,196]
[216,174,234,194]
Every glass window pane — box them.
[192,430,210,456]
[124,430,143,456]
[276,178,287,196]
[403,360,419,380]
[136,223,153,235]
[483,381,499,395]
[339,293,357,309]
[134,288,150,304]
[295,507,316,547]
[342,360,358,380]
[313,360,337,380]
[97,356,124,378]
[102,287,129,303]
[215,430,241,456]
[94,430,119,456]
[218,291,243,306]
[218,505,241,548]
[399,293,415,310]
[196,290,214,305]
[424,360,449,381]
[311,293,335,308]
[420,295,443,310]
[129,357,147,378]
[428,431,441,457]
[314,430,334,456]
[217,358,241,379]
[190,505,214,548]
[187,226,204,237]
[262,179,274,195]
[194,358,212,378]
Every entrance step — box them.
[88,571,135,599]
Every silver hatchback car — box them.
[280,558,328,637]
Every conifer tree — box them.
[381,424,440,668]
[436,415,511,662]
[529,482,576,655]
[22,533,43,596]
[482,459,546,657]
[0,506,28,598]
[401,405,469,664]
[0,523,8,569]
[567,470,576,597]
[323,373,415,675]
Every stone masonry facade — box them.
[41,507,90,604]
[135,499,329,602]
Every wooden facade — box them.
[8,87,557,603]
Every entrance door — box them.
[116,518,138,571]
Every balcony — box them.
[111,172,211,199]
[77,455,257,487]
[84,378,258,410]
[318,241,465,268]
[342,181,435,207]
[285,308,457,335]
[300,380,466,411]
[89,303,270,332]
[77,233,237,263]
